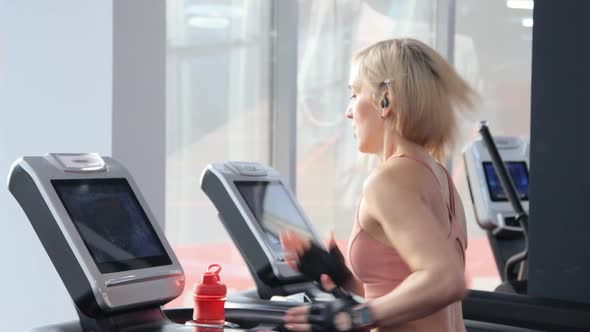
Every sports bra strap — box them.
[442,167,456,217]
[389,154,442,187]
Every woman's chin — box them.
[357,141,377,154]
[357,141,369,153]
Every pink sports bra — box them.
[346,154,467,299]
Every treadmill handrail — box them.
[463,290,590,331]
[478,122,529,230]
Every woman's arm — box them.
[363,165,467,327]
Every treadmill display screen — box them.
[483,162,529,202]
[52,178,171,273]
[235,181,315,254]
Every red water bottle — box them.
[193,264,227,325]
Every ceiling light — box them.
[188,17,230,29]
[507,0,534,10]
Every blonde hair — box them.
[352,38,478,162]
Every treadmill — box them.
[460,123,590,331]
[200,161,334,302]
[463,129,530,290]
[8,154,295,332]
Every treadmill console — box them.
[463,137,530,232]
[8,153,184,317]
[201,161,325,297]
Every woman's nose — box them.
[345,107,353,119]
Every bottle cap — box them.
[193,264,226,297]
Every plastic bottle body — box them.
[193,294,227,324]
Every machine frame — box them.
[8,153,184,316]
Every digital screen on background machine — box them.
[235,181,314,253]
[52,179,171,273]
[483,162,529,202]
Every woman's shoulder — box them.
[367,157,433,189]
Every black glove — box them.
[297,242,353,291]
[306,295,376,332]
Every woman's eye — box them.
[350,95,357,100]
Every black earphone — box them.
[380,96,390,109]
[380,79,391,109]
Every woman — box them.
[280,38,477,332]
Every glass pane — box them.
[453,0,533,291]
[295,0,437,263]
[165,0,272,307]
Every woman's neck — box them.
[379,130,430,163]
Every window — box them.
[166,0,272,307]
[453,0,533,291]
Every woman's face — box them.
[345,65,385,154]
